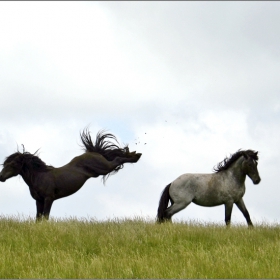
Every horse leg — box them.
[87,156,137,176]
[110,155,140,166]
[36,200,44,221]
[235,198,253,228]
[164,200,192,222]
[224,202,233,227]
[42,197,54,220]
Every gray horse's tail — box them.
[157,183,171,223]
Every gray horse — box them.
[0,129,142,220]
[157,150,261,227]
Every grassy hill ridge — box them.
[0,216,279,278]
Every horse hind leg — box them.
[111,155,138,166]
[164,200,192,222]
[94,157,137,176]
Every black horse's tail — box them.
[157,183,171,223]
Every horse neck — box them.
[19,168,40,187]
[227,156,246,183]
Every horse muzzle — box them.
[0,175,6,182]
[253,177,261,184]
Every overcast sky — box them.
[0,1,280,225]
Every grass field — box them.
[0,215,279,278]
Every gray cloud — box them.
[0,2,280,224]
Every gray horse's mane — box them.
[213,149,259,173]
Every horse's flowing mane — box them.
[80,129,130,181]
[213,149,259,173]
[3,150,53,174]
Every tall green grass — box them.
[0,215,279,278]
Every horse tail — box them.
[80,128,130,182]
[80,128,129,160]
[157,183,171,223]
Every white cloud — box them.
[0,2,280,225]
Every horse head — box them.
[0,152,24,182]
[242,151,261,184]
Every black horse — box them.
[0,129,142,220]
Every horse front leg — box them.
[36,200,44,221]
[235,198,253,228]
[42,197,54,220]
[224,202,233,227]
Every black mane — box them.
[3,151,53,174]
[213,149,259,173]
